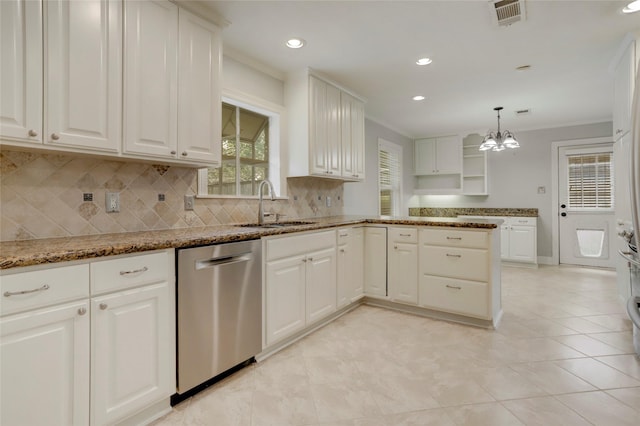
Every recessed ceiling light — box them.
[416,57,432,66]
[412,95,425,101]
[623,0,640,13]
[286,38,305,48]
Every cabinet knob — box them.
[171,150,177,155]
[340,248,345,253]
[99,303,108,310]
[181,152,188,156]
[616,129,623,134]
[28,129,38,137]
[51,133,60,140]
[78,307,87,316]
[394,245,398,249]
[561,212,567,217]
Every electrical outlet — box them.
[83,193,93,202]
[105,192,120,213]
[184,195,195,211]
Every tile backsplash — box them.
[0,149,343,241]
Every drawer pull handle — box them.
[446,284,462,290]
[4,284,50,297]
[446,237,462,240]
[120,266,148,276]
[399,234,412,237]
[446,254,462,258]
[339,233,348,237]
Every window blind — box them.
[567,153,614,209]
[379,145,401,216]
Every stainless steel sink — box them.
[236,220,316,229]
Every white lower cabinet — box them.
[91,281,173,426]
[388,227,418,305]
[418,228,499,322]
[264,230,337,347]
[364,226,387,297]
[337,227,364,308]
[1,299,90,426]
[0,250,175,426]
[502,217,537,264]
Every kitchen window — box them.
[198,96,282,198]
[378,139,403,216]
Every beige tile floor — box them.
[153,265,640,425]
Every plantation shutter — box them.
[379,143,402,216]
[567,153,614,209]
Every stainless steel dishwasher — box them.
[176,239,262,397]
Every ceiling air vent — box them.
[490,0,526,27]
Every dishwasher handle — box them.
[196,253,252,270]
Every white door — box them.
[265,255,306,346]
[1,300,90,426]
[350,228,365,301]
[305,247,337,324]
[0,0,42,144]
[91,282,172,426]
[177,9,222,164]
[559,145,616,268]
[389,242,418,304]
[46,0,121,152]
[364,227,387,296]
[123,0,178,158]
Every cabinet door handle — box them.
[4,284,50,297]
[394,245,398,249]
[50,133,60,140]
[446,253,462,258]
[446,284,462,290]
[171,150,177,155]
[181,152,188,156]
[120,266,148,276]
[28,129,38,137]
[446,236,462,240]
[78,307,87,316]
[340,248,345,253]
[99,303,108,310]
[399,233,412,237]
[308,257,313,261]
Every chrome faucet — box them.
[258,179,276,224]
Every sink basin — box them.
[236,220,316,229]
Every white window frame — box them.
[378,138,403,216]
[198,89,285,198]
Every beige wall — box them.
[0,149,343,241]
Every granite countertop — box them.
[0,215,502,270]
[409,207,538,218]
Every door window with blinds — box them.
[378,139,403,216]
[566,152,614,210]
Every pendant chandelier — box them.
[479,107,519,152]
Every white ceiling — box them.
[204,1,640,138]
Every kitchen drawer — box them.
[508,217,536,226]
[336,227,352,243]
[420,245,489,282]
[266,230,336,261]
[419,275,489,319]
[1,265,89,316]
[389,227,418,243]
[91,251,170,295]
[419,228,488,249]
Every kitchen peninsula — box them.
[1,215,502,426]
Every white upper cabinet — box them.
[177,9,222,164]
[287,69,366,181]
[613,38,636,141]
[46,0,121,152]
[124,1,221,165]
[341,92,366,180]
[0,0,42,144]
[1,0,121,152]
[414,136,462,175]
[123,0,178,158]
